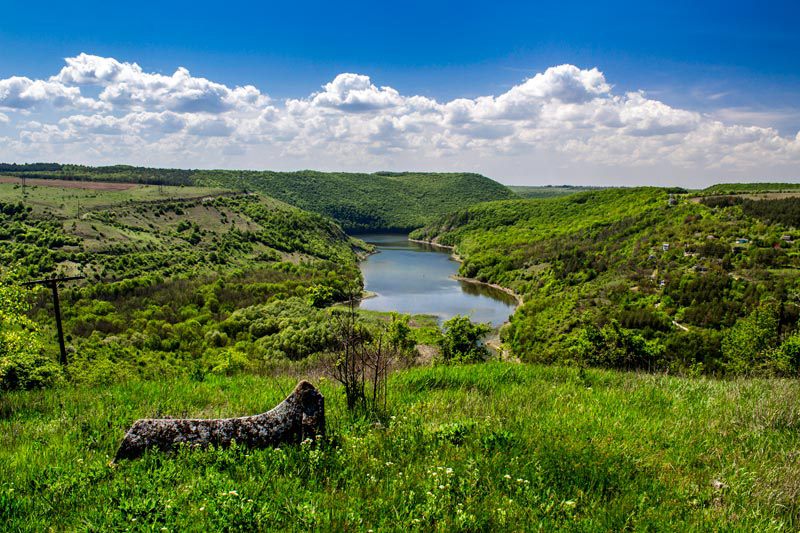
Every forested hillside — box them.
[0,181,369,387]
[0,165,516,231]
[412,187,800,376]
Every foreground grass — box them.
[1,363,799,531]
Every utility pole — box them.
[21,275,84,366]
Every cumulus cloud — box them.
[1,54,798,183]
[50,53,268,113]
[308,73,403,112]
[0,76,100,110]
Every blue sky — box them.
[1,0,798,185]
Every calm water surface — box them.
[355,234,517,327]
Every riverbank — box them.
[450,275,524,307]
[409,237,523,308]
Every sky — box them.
[0,0,799,186]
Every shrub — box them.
[722,303,783,376]
[439,315,491,363]
[0,276,61,390]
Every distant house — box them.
[662,243,670,251]
[668,194,677,206]
[735,238,750,244]
[706,235,717,240]
[781,235,792,242]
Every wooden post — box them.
[21,275,84,366]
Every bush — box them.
[0,276,61,390]
[439,315,491,363]
[722,303,783,376]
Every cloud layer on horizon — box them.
[1,53,798,185]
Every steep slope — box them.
[194,170,517,231]
[411,187,800,375]
[0,181,372,383]
[0,182,365,282]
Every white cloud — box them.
[1,54,798,185]
[0,112,8,124]
[307,73,403,112]
[0,76,100,110]
[51,53,269,113]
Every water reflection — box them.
[354,234,517,327]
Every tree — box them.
[722,302,790,376]
[439,315,491,363]
[387,313,415,355]
[307,284,335,308]
[326,287,395,413]
[0,273,61,390]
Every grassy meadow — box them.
[2,363,799,531]
[0,182,230,218]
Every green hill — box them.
[0,165,517,231]
[411,187,800,375]
[0,181,372,383]
[0,181,365,282]
[701,182,800,195]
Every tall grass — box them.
[1,363,798,531]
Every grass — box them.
[0,182,230,218]
[2,363,799,531]
[507,185,609,199]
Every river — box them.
[354,234,518,327]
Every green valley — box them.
[3,168,800,531]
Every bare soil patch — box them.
[0,177,137,190]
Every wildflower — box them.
[445,468,453,474]
[516,478,523,483]
[504,474,511,479]
[228,490,238,496]
[385,461,393,467]
[439,485,445,490]
[199,507,205,511]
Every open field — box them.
[507,185,609,199]
[0,176,139,190]
[1,363,798,531]
[690,192,800,203]
[0,182,233,218]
